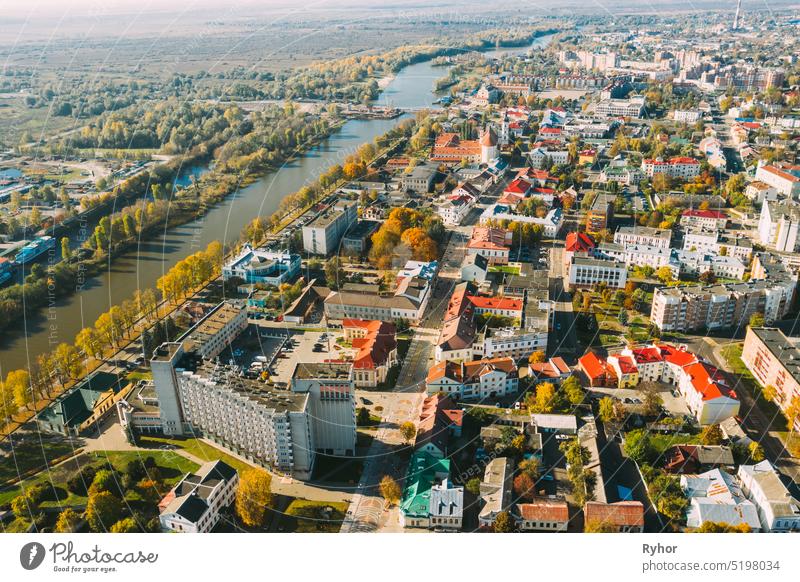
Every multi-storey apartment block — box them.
[302,201,357,256]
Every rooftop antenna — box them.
[733,0,742,30]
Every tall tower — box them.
[480,127,498,164]
[733,0,742,30]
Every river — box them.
[0,32,555,372]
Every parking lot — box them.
[268,330,347,384]
[588,385,691,418]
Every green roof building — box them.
[399,450,450,528]
[36,371,125,436]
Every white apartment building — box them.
[745,180,779,204]
[159,460,238,533]
[613,226,671,249]
[180,302,248,360]
[475,327,549,361]
[302,201,358,256]
[641,157,701,179]
[758,200,800,253]
[683,229,753,263]
[595,95,645,118]
[480,205,563,238]
[738,461,800,532]
[673,109,702,123]
[568,256,627,289]
[596,242,672,270]
[152,343,356,479]
[529,146,569,169]
[755,164,800,198]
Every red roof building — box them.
[342,319,398,387]
[578,352,608,387]
[584,501,644,532]
[468,295,523,317]
[565,232,595,253]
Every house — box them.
[681,468,761,531]
[737,460,800,532]
[439,192,476,226]
[583,501,644,532]
[514,499,569,532]
[426,357,519,401]
[478,457,514,528]
[415,394,463,458]
[430,133,482,164]
[467,227,512,265]
[36,371,128,436]
[461,253,489,284]
[342,319,398,388]
[745,180,779,203]
[663,445,734,474]
[341,220,381,255]
[528,357,572,383]
[400,451,456,529]
[606,355,639,388]
[564,231,595,268]
[578,351,609,387]
[613,226,671,249]
[587,343,740,425]
[158,460,238,533]
[480,204,563,238]
[681,209,728,231]
[429,480,464,531]
[469,295,523,320]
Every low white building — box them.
[614,226,671,249]
[480,205,563,238]
[159,460,238,533]
[426,357,519,401]
[738,460,800,532]
[641,157,701,180]
[681,468,761,531]
[745,180,779,203]
[755,163,800,198]
[568,255,627,289]
[673,109,702,123]
[529,146,569,169]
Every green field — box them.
[279,499,348,533]
[137,435,255,474]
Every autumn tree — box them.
[110,517,139,533]
[748,441,765,463]
[561,375,585,406]
[399,421,417,444]
[528,351,546,365]
[235,469,272,528]
[699,424,723,446]
[54,508,82,533]
[513,473,536,502]
[493,511,515,532]
[379,475,401,506]
[6,369,32,410]
[585,520,616,533]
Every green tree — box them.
[466,477,481,496]
[562,376,585,406]
[86,491,123,532]
[356,406,371,426]
[60,237,71,261]
[624,429,653,463]
[749,312,765,328]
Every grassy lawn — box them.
[649,433,701,458]
[278,499,348,533]
[0,440,77,487]
[0,450,199,509]
[126,370,153,382]
[137,435,254,474]
[489,264,521,276]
